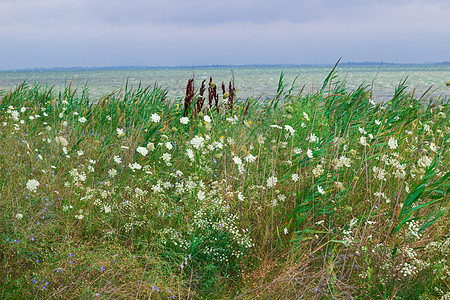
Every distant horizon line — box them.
[2,61,450,72]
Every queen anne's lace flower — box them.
[388,137,398,150]
[180,117,189,124]
[190,136,205,149]
[26,179,40,192]
[150,113,161,123]
[267,176,277,188]
[136,146,148,156]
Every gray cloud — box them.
[1,0,449,69]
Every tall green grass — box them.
[0,68,449,299]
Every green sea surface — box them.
[1,64,449,101]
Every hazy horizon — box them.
[2,61,450,73]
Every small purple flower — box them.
[101,266,104,272]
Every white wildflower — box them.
[317,186,325,195]
[146,142,155,151]
[358,127,367,135]
[150,113,161,123]
[190,136,205,149]
[238,191,245,201]
[113,155,122,164]
[129,162,142,172]
[429,142,437,153]
[312,164,324,178]
[291,173,299,182]
[116,128,124,137]
[359,136,369,147]
[197,190,205,201]
[26,179,40,192]
[257,134,265,145]
[136,146,148,156]
[108,169,117,177]
[308,133,319,143]
[180,117,189,124]
[11,110,19,121]
[284,125,295,135]
[244,153,257,163]
[55,136,68,147]
[302,112,310,121]
[373,166,387,181]
[186,148,194,161]
[307,149,313,159]
[233,156,242,166]
[151,183,163,193]
[267,176,278,188]
[78,117,87,123]
[103,205,112,213]
[204,115,211,123]
[388,137,398,150]
[162,153,171,164]
[135,187,145,196]
[418,155,432,169]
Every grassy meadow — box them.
[1,67,450,299]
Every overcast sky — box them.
[1,0,449,70]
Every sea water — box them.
[1,64,449,102]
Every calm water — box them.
[1,64,449,102]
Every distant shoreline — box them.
[1,61,450,73]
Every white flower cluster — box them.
[190,135,205,149]
[407,220,422,240]
[26,179,40,192]
[266,175,277,188]
[373,166,387,181]
[418,155,433,169]
[312,164,324,178]
[333,155,351,169]
[69,169,87,182]
[136,146,148,156]
[399,262,418,277]
[129,162,142,172]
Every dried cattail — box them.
[228,81,235,111]
[183,78,195,117]
[195,79,206,114]
[208,77,214,108]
